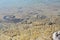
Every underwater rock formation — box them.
[12,18,24,23]
[38,15,47,19]
[3,15,24,23]
[3,15,15,21]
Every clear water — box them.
[0,0,60,8]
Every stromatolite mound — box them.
[3,15,24,23]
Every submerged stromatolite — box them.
[3,15,24,23]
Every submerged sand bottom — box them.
[0,4,60,40]
[0,15,60,40]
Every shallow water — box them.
[0,0,60,8]
[0,1,60,40]
[0,0,60,17]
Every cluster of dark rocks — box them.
[2,14,56,25]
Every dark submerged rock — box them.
[48,22,55,25]
[36,15,47,20]
[3,15,24,23]
[3,15,15,21]
[12,18,24,23]
[39,15,47,19]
